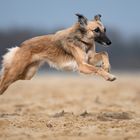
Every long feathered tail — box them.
[0,46,20,95]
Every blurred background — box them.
[0,0,140,71]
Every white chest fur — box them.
[46,60,78,71]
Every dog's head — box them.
[75,14,112,46]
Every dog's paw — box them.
[104,67,110,73]
[103,64,111,73]
[105,74,116,82]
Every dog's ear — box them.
[75,13,88,29]
[94,14,102,21]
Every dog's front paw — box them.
[105,74,116,82]
[103,64,111,73]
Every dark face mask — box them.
[95,32,111,46]
[94,27,112,46]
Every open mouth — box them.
[95,34,112,47]
[97,40,112,47]
[101,42,108,46]
[95,41,111,47]
[96,41,109,47]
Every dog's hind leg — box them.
[0,47,31,95]
[88,51,111,72]
[20,61,41,80]
[0,61,41,95]
[0,66,24,95]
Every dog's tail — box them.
[0,46,20,80]
[0,46,21,95]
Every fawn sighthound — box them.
[0,14,116,95]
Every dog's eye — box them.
[94,27,100,33]
[104,28,106,32]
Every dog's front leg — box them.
[88,51,111,72]
[69,45,116,81]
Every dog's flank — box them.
[0,14,116,95]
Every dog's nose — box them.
[106,41,112,45]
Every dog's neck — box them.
[83,41,95,54]
[92,41,96,52]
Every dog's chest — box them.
[45,48,88,71]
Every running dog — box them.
[0,14,116,95]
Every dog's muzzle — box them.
[95,33,112,46]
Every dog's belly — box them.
[46,60,78,71]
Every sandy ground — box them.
[0,73,140,140]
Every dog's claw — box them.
[107,77,117,82]
[107,76,116,82]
